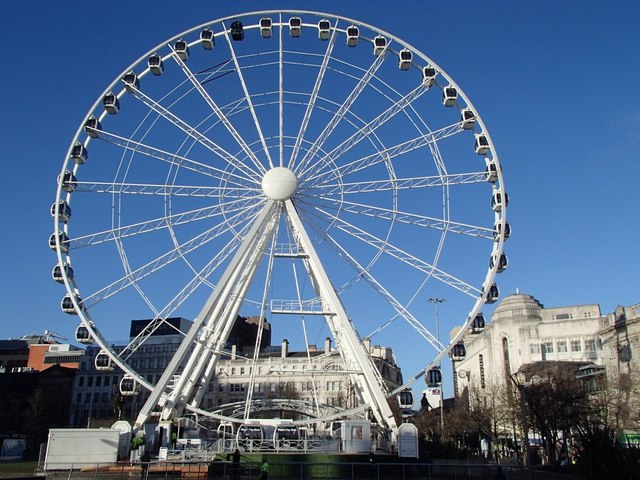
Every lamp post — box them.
[427,297,446,436]
[510,371,532,480]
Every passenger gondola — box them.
[70,142,88,164]
[399,48,412,70]
[484,283,500,304]
[426,367,442,387]
[474,134,490,155]
[49,232,70,253]
[491,191,508,212]
[373,35,387,56]
[490,252,508,273]
[120,375,139,396]
[470,313,486,333]
[102,92,119,114]
[61,294,82,314]
[260,18,272,38]
[461,108,476,129]
[442,85,458,106]
[84,116,102,138]
[451,343,466,361]
[317,19,331,40]
[493,221,511,241]
[122,72,140,92]
[75,324,93,344]
[174,40,189,61]
[52,263,73,283]
[289,17,302,37]
[58,170,77,193]
[95,351,115,371]
[200,28,215,49]
[485,161,498,183]
[148,54,164,75]
[51,201,71,223]
[230,21,244,41]
[346,25,359,47]
[397,389,413,409]
[422,66,437,86]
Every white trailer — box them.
[44,428,120,470]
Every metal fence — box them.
[37,460,530,480]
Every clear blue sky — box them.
[1,1,639,395]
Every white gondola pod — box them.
[75,324,93,344]
[442,85,458,107]
[373,35,387,56]
[122,71,140,93]
[485,161,498,183]
[484,283,500,304]
[58,170,77,193]
[230,21,244,41]
[493,221,511,241]
[52,263,74,283]
[491,191,508,212]
[61,294,83,314]
[398,48,412,70]
[70,142,88,164]
[451,343,466,361]
[200,28,215,49]
[422,66,437,87]
[461,108,476,130]
[95,351,115,371]
[490,252,508,273]
[148,54,164,75]
[426,367,442,387]
[51,200,71,223]
[174,39,189,61]
[217,422,235,438]
[317,19,331,40]
[474,134,490,155]
[346,25,359,47]
[102,92,120,114]
[83,116,102,138]
[397,389,413,409]
[470,313,486,334]
[120,375,139,396]
[289,17,302,37]
[49,232,70,253]
[260,17,272,38]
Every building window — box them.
[571,340,582,352]
[76,393,82,403]
[230,383,245,393]
[78,376,85,387]
[240,367,245,375]
[557,341,567,353]
[530,344,541,354]
[88,376,94,387]
[104,376,110,386]
[231,367,236,375]
[585,339,596,352]
[543,342,554,354]
[96,376,102,387]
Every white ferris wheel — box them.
[51,10,509,436]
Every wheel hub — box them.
[261,167,298,201]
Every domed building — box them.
[451,291,604,398]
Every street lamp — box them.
[427,297,446,435]
[510,371,532,480]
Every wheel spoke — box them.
[71,195,262,249]
[74,180,258,198]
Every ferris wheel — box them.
[51,10,509,435]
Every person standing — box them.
[232,449,241,480]
[259,458,269,480]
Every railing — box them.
[37,460,530,480]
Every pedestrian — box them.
[420,393,430,411]
[232,448,241,480]
[140,450,151,480]
[259,458,269,480]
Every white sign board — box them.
[397,423,419,458]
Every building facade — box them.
[452,292,605,398]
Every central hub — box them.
[261,167,298,201]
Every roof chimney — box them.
[281,338,289,358]
[324,337,332,354]
[363,337,371,352]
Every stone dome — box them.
[491,292,543,322]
